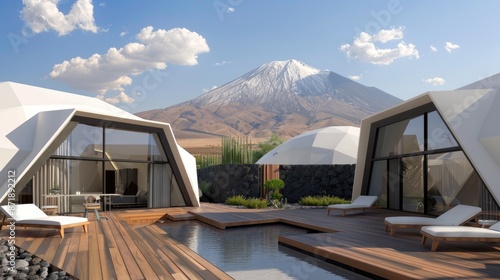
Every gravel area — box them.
[0,239,74,280]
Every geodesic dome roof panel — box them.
[256,126,360,165]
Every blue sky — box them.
[2,1,500,113]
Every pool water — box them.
[158,221,369,280]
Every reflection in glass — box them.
[40,123,183,211]
[368,161,387,207]
[105,129,150,161]
[388,159,400,210]
[427,151,473,215]
[374,116,424,157]
[54,123,103,158]
[32,159,103,213]
[427,111,458,150]
[402,156,424,213]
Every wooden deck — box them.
[2,204,500,279]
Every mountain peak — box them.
[248,59,321,82]
[137,59,402,140]
[190,59,324,107]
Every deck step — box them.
[164,213,197,221]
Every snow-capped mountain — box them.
[137,59,402,140]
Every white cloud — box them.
[423,77,446,85]
[97,91,135,104]
[21,0,99,36]
[348,75,361,81]
[340,27,419,65]
[444,41,460,53]
[99,2,105,7]
[430,45,437,52]
[214,60,231,67]
[49,26,210,99]
[120,31,128,37]
[203,86,218,93]
[227,7,235,13]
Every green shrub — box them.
[264,179,285,192]
[264,178,285,201]
[244,198,269,209]
[298,195,350,206]
[225,195,247,206]
[225,196,268,209]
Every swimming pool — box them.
[158,221,369,280]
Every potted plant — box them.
[264,179,287,209]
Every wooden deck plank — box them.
[105,217,146,280]
[96,229,115,280]
[2,204,500,279]
[133,226,188,280]
[75,225,89,280]
[137,228,189,279]
[25,229,49,254]
[61,230,81,274]
[96,219,117,279]
[115,220,177,280]
[87,220,102,280]
[50,232,71,269]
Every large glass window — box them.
[53,124,103,158]
[368,109,499,214]
[427,151,474,215]
[105,129,149,161]
[368,161,387,208]
[31,121,184,212]
[402,156,424,213]
[427,111,458,151]
[374,116,424,157]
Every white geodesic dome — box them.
[256,126,360,165]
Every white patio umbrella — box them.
[256,126,360,165]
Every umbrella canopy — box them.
[256,126,360,165]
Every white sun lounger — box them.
[421,221,500,251]
[0,204,89,238]
[327,195,379,216]
[384,204,481,236]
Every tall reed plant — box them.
[221,136,254,164]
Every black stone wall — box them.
[280,165,355,203]
[197,164,259,203]
[197,164,355,203]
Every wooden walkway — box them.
[2,204,500,279]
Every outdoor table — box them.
[43,193,121,220]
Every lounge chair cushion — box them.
[1,204,88,225]
[385,204,482,226]
[489,222,500,231]
[328,195,378,209]
[2,204,49,221]
[0,204,89,238]
[7,216,88,226]
[327,195,379,216]
[384,204,482,236]
[421,223,500,239]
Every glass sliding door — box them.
[30,120,188,212]
[367,108,500,215]
[427,151,474,215]
[368,161,387,208]
[402,156,424,213]
[388,159,400,210]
